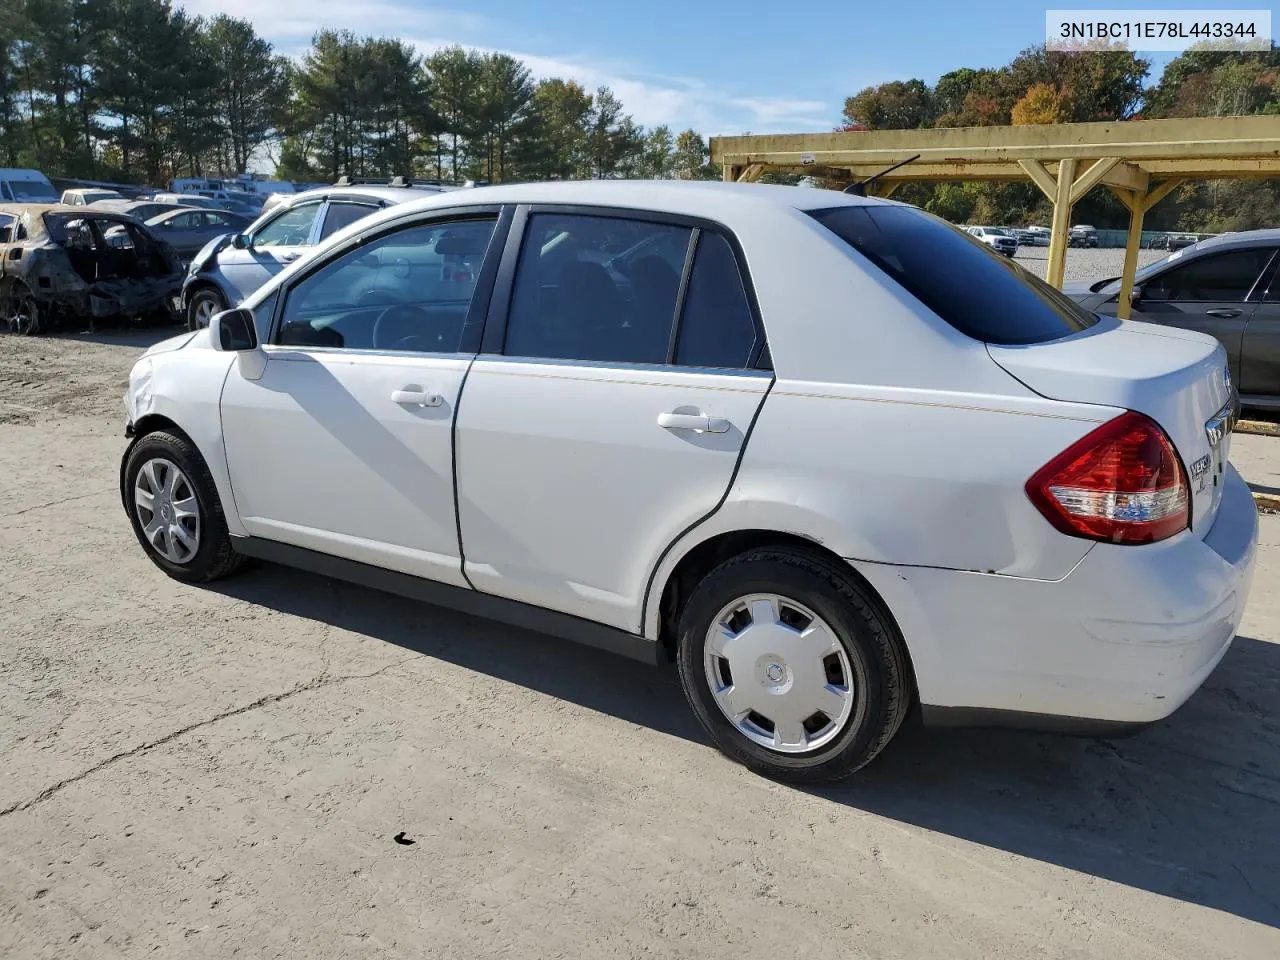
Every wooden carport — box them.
[711,116,1280,318]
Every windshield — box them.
[989,228,1011,237]
[8,179,58,201]
[811,205,1099,345]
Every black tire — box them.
[676,548,912,783]
[123,429,246,583]
[186,287,226,332]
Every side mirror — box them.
[1129,283,1144,306]
[210,308,257,351]
[232,232,251,250]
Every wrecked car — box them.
[0,204,183,334]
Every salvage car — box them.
[181,183,455,330]
[120,181,1256,783]
[0,203,183,334]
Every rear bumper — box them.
[853,464,1258,728]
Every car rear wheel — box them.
[187,287,226,331]
[123,429,246,583]
[1,280,42,335]
[676,548,912,783]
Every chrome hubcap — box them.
[194,299,216,325]
[134,458,200,564]
[704,594,857,753]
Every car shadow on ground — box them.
[54,323,186,349]
[213,562,1280,929]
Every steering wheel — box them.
[372,303,433,350]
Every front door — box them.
[1241,258,1280,402]
[455,209,770,632]
[218,199,325,302]
[220,213,505,585]
[1127,246,1278,385]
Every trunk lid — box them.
[988,317,1235,537]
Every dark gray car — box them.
[1065,228,1280,409]
[144,207,251,259]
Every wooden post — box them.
[1114,190,1144,321]
[1045,157,1076,289]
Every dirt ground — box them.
[2,327,1279,960]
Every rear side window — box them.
[810,205,1098,345]
[675,231,757,368]
[1143,248,1276,302]
[503,213,691,364]
[319,201,378,241]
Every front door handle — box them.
[658,411,729,434]
[391,388,443,407]
[1206,308,1243,319]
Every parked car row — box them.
[964,224,1054,251]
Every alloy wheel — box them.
[133,458,201,564]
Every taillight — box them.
[1026,411,1189,545]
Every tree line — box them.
[3,1,1278,232]
[837,44,1280,232]
[0,0,719,186]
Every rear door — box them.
[1126,246,1277,384]
[1241,255,1280,402]
[454,207,770,632]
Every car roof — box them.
[316,180,888,231]
[281,184,457,207]
[1180,227,1280,254]
[0,203,147,239]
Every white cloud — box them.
[179,0,486,41]
[177,1,832,135]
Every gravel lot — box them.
[1014,245,1168,283]
[2,318,1279,960]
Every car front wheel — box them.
[123,430,246,583]
[186,287,226,331]
[677,548,912,783]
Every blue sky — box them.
[181,0,1199,135]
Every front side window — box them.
[275,217,498,353]
[319,201,379,241]
[503,213,692,364]
[168,211,205,229]
[810,205,1098,345]
[253,201,322,248]
[1143,248,1276,302]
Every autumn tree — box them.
[1011,83,1066,124]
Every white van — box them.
[0,168,59,203]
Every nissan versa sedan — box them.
[1066,229,1280,409]
[119,181,1258,782]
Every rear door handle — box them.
[391,388,443,407]
[658,411,729,434]
[1206,308,1242,318]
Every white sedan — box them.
[119,181,1258,782]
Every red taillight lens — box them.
[1026,411,1189,545]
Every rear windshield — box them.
[810,205,1099,345]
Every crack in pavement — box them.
[0,655,418,818]
[0,487,116,521]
